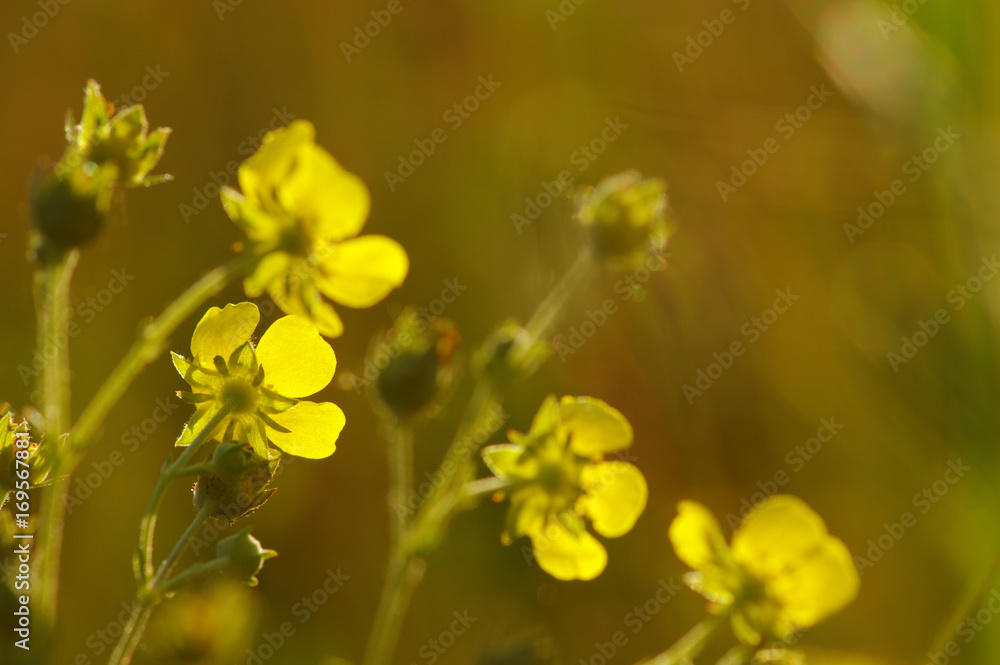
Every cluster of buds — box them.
[0,405,50,510]
[31,80,170,260]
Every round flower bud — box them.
[193,444,279,524]
[371,307,460,420]
[215,528,277,587]
[575,171,669,263]
[31,159,117,254]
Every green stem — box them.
[361,251,594,665]
[36,248,79,627]
[463,475,512,500]
[159,558,229,594]
[138,408,230,582]
[106,604,153,665]
[362,556,427,665]
[148,502,215,590]
[108,503,220,665]
[715,644,753,665]
[70,252,258,460]
[388,425,414,552]
[644,614,727,665]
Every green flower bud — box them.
[0,406,50,509]
[215,528,277,587]
[472,318,550,386]
[193,443,279,524]
[371,307,460,420]
[31,159,118,253]
[576,171,669,263]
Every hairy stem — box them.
[36,249,79,627]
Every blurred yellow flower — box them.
[221,120,408,337]
[481,396,647,581]
[172,302,345,459]
[668,495,859,645]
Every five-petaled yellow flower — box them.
[668,495,859,645]
[172,302,345,459]
[481,396,647,581]
[221,120,408,338]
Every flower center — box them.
[220,379,258,414]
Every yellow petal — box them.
[481,444,526,479]
[244,252,291,297]
[576,462,647,538]
[277,143,371,241]
[529,519,608,581]
[267,275,345,338]
[316,236,409,308]
[238,120,315,207]
[668,500,729,572]
[558,396,633,456]
[256,315,337,398]
[769,536,860,628]
[268,401,345,459]
[731,495,830,580]
[191,303,259,367]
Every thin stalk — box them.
[148,502,215,590]
[388,425,414,552]
[36,249,79,625]
[644,614,726,665]
[138,408,230,582]
[362,251,594,665]
[106,604,153,665]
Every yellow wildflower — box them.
[221,120,408,337]
[481,396,647,581]
[668,495,859,645]
[172,302,344,459]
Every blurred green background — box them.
[2,0,1000,663]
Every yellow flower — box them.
[221,120,408,337]
[64,79,171,187]
[172,302,345,459]
[668,495,859,645]
[481,396,647,581]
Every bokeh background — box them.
[2,0,1000,663]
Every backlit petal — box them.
[529,519,608,581]
[256,315,337,398]
[576,462,647,538]
[268,401,345,459]
[559,396,633,456]
[316,236,408,308]
[277,143,370,241]
[191,303,259,367]
[668,500,729,572]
